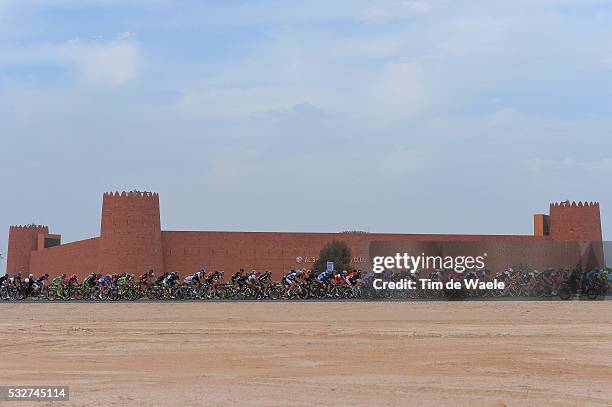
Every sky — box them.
[1,0,612,272]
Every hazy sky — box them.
[2,1,612,271]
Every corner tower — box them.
[98,191,163,275]
[548,201,602,241]
[6,224,49,275]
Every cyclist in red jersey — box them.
[139,270,155,287]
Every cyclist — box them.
[204,271,223,287]
[162,272,179,297]
[195,269,206,285]
[317,269,333,286]
[344,270,361,287]
[51,273,65,286]
[23,273,35,297]
[246,270,261,287]
[362,270,375,287]
[231,269,244,286]
[258,271,272,286]
[31,273,49,296]
[97,274,112,287]
[116,274,132,297]
[283,270,298,287]
[298,269,311,287]
[582,269,600,285]
[139,270,155,286]
[49,273,66,299]
[584,268,606,291]
[64,274,79,287]
[333,270,347,285]
[0,273,8,287]
[63,274,79,298]
[565,268,582,294]
[167,271,180,285]
[93,274,112,299]
[11,272,22,287]
[83,272,98,290]
[540,269,553,283]
[464,269,478,281]
[35,273,49,286]
[185,270,205,287]
[235,271,251,288]
[155,272,169,286]
[112,273,123,286]
[296,269,310,285]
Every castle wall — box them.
[161,231,366,277]
[549,201,602,241]
[161,231,549,279]
[6,193,605,280]
[369,240,589,274]
[6,225,48,275]
[98,192,164,276]
[549,201,604,268]
[30,238,100,278]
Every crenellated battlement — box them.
[103,191,159,199]
[547,200,602,241]
[9,224,48,230]
[550,201,600,208]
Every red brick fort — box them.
[6,191,604,279]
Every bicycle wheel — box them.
[558,286,572,300]
[586,287,598,300]
[268,286,280,300]
[73,287,84,300]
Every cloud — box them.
[61,39,139,86]
[0,37,140,87]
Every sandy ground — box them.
[1,301,611,407]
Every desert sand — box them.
[1,301,611,406]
